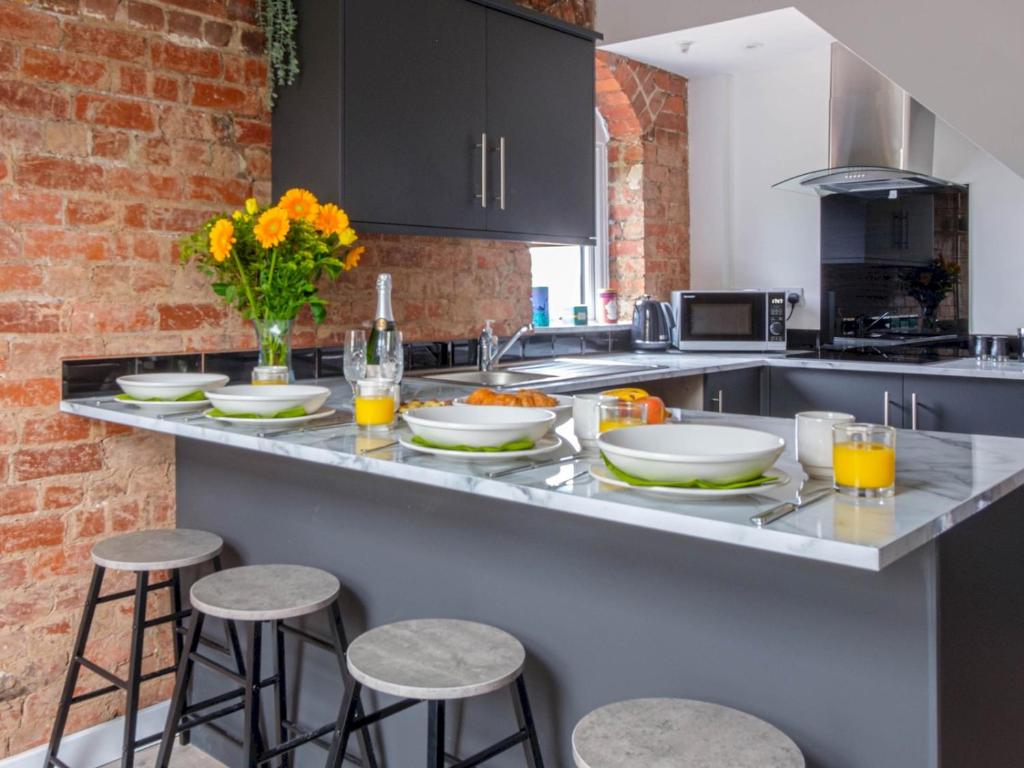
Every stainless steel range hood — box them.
[774,44,964,196]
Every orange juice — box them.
[833,442,895,490]
[354,395,394,427]
[599,416,646,433]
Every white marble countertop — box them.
[62,370,1024,572]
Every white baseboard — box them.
[0,700,170,768]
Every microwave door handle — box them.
[660,302,676,330]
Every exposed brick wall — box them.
[0,0,598,757]
[596,51,690,311]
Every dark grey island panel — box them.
[175,438,1024,768]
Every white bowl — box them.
[403,405,555,448]
[204,384,330,416]
[117,373,229,401]
[598,424,786,484]
[452,394,572,428]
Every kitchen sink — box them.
[417,370,560,387]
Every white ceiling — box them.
[600,7,834,79]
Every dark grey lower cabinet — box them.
[904,375,1024,437]
[703,368,763,415]
[768,368,903,426]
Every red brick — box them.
[0,558,28,589]
[75,93,156,132]
[151,40,221,78]
[21,50,109,88]
[75,506,106,537]
[66,199,117,227]
[17,155,106,192]
[118,65,148,97]
[235,119,270,145]
[191,81,251,112]
[157,303,227,331]
[0,377,58,407]
[0,516,66,552]
[0,485,38,517]
[70,303,154,333]
[43,484,85,510]
[0,302,61,334]
[24,229,109,261]
[162,0,227,18]
[226,0,257,23]
[0,79,69,120]
[127,1,165,30]
[82,0,119,19]
[108,168,181,200]
[15,444,102,482]
[152,75,179,102]
[65,23,149,62]
[37,0,81,15]
[186,175,249,206]
[203,20,233,47]
[167,10,202,38]
[0,4,63,45]
[22,414,92,445]
[0,266,44,290]
[145,205,211,233]
[240,28,264,55]
[91,129,131,160]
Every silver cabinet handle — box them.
[911,392,918,431]
[711,390,724,414]
[498,136,507,211]
[475,133,488,209]
[883,391,890,426]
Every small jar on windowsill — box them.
[251,366,290,386]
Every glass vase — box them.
[252,319,294,382]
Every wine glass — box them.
[378,330,404,383]
[343,329,367,400]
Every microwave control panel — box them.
[767,292,787,342]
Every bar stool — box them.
[45,529,228,768]
[156,564,379,768]
[571,698,804,768]
[329,618,546,768]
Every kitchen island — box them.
[63,375,1024,768]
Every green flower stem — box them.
[233,251,259,319]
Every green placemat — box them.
[116,391,206,403]
[601,453,778,490]
[411,435,535,453]
[207,406,308,420]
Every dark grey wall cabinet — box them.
[903,375,1024,437]
[768,368,903,426]
[704,368,763,415]
[273,0,598,244]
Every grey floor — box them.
[101,745,225,767]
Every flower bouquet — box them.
[181,188,364,376]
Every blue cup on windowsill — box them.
[531,286,550,327]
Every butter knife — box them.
[486,454,578,479]
[257,417,354,438]
[750,487,833,528]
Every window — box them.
[529,110,610,325]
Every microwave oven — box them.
[670,290,788,351]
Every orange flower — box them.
[253,207,290,249]
[209,218,236,262]
[343,245,364,271]
[314,203,349,236]
[278,188,319,222]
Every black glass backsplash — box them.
[62,329,632,399]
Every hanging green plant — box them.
[257,0,300,106]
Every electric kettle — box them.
[630,295,675,351]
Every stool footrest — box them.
[76,657,126,690]
[277,622,333,652]
[140,664,178,683]
[179,701,247,732]
[352,698,420,730]
[189,652,247,686]
[95,578,174,605]
[131,730,166,749]
[144,609,191,629]
[449,728,528,768]
[46,756,71,768]
[69,684,120,705]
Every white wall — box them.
[596,0,1024,180]
[688,47,830,328]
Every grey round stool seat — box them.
[347,618,525,700]
[572,698,804,768]
[189,564,340,621]
[91,528,223,571]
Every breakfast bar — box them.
[62,376,1024,768]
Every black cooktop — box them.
[787,340,974,365]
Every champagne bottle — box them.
[366,273,397,369]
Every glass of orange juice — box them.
[832,423,896,497]
[354,379,397,432]
[598,401,648,434]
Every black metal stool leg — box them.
[325,681,362,768]
[120,571,149,768]
[273,620,289,768]
[513,675,546,768]
[169,568,190,747]
[45,564,106,767]
[213,555,247,678]
[327,602,378,768]
[157,612,204,767]
[427,700,445,768]
[243,622,264,768]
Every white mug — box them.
[795,411,856,479]
[573,394,617,445]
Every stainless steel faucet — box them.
[478,320,534,372]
